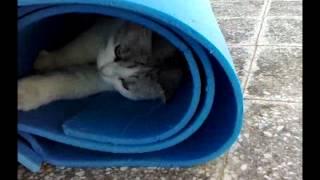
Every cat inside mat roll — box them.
[18,16,188,111]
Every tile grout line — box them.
[240,2,273,169]
[218,155,229,180]
[217,16,301,19]
[217,16,302,19]
[244,97,302,104]
[254,44,302,47]
[228,44,302,48]
[243,0,272,94]
[218,1,272,179]
[219,1,274,179]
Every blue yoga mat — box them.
[18,0,243,172]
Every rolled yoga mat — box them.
[18,0,244,172]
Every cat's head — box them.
[97,22,154,93]
[97,22,152,77]
[97,22,183,102]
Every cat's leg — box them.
[34,18,125,71]
[18,65,114,111]
[33,50,97,72]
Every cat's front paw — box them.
[33,50,55,72]
[18,77,49,111]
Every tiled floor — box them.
[18,0,302,179]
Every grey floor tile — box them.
[211,0,265,3]
[217,18,261,45]
[211,0,265,18]
[245,46,302,102]
[258,17,302,45]
[270,0,302,1]
[18,159,225,180]
[229,46,255,88]
[223,101,302,180]
[268,0,302,16]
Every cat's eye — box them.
[115,45,121,58]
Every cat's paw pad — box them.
[18,78,47,111]
[33,50,54,71]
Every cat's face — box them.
[97,22,161,100]
[97,22,152,75]
[97,22,184,102]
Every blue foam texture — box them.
[17,0,243,172]
[18,138,43,172]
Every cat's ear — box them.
[158,68,184,103]
[127,23,151,37]
[127,23,152,52]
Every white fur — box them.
[18,18,126,111]
[17,17,171,111]
[18,65,114,111]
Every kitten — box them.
[18,17,184,111]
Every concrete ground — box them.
[18,0,302,179]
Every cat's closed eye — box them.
[115,45,121,58]
[116,45,133,59]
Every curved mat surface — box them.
[17,0,243,172]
